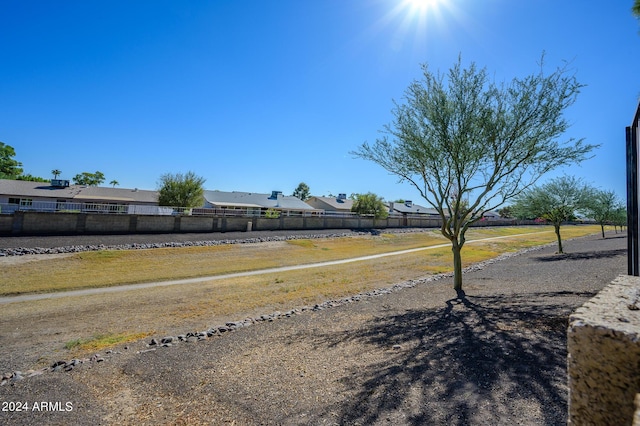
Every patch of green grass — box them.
[64,332,151,352]
[78,250,125,260]
[286,239,316,248]
[63,338,84,350]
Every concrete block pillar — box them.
[568,275,640,425]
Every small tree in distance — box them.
[353,55,598,292]
[157,171,206,208]
[498,206,513,219]
[584,189,623,239]
[292,182,310,201]
[511,176,592,253]
[612,206,627,234]
[351,192,388,219]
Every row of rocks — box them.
[1,235,554,386]
[1,353,109,386]
[0,228,431,257]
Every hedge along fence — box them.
[0,211,533,236]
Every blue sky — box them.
[1,0,638,203]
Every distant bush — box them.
[264,208,281,218]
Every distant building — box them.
[306,193,354,214]
[203,190,320,215]
[0,179,159,213]
[388,200,439,217]
[480,210,502,220]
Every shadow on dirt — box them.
[319,290,596,425]
[536,248,626,262]
[604,234,627,240]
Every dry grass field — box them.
[0,225,604,360]
[1,225,596,296]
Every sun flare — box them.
[405,0,443,12]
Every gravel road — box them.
[0,231,628,425]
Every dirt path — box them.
[0,232,627,425]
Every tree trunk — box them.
[452,241,463,291]
[601,224,605,239]
[554,223,564,254]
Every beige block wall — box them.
[85,214,131,233]
[22,212,78,233]
[303,217,324,229]
[281,217,304,230]
[568,275,640,425]
[179,216,214,232]
[224,217,252,232]
[135,216,175,232]
[255,217,280,231]
[0,215,12,233]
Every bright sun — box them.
[405,0,443,12]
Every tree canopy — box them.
[611,206,627,233]
[157,171,206,208]
[353,56,597,292]
[351,192,388,219]
[584,189,624,238]
[16,174,49,183]
[511,176,592,253]
[0,142,24,179]
[73,171,106,186]
[292,182,310,201]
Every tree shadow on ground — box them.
[319,290,596,425]
[536,248,626,262]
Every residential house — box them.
[305,193,354,215]
[479,210,503,220]
[202,190,320,216]
[388,200,439,217]
[0,179,160,213]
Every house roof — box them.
[203,190,317,210]
[390,201,439,215]
[73,185,158,203]
[0,179,158,204]
[481,211,501,218]
[306,196,354,211]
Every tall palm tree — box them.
[51,169,62,179]
[110,180,119,188]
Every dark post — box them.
[627,102,640,276]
